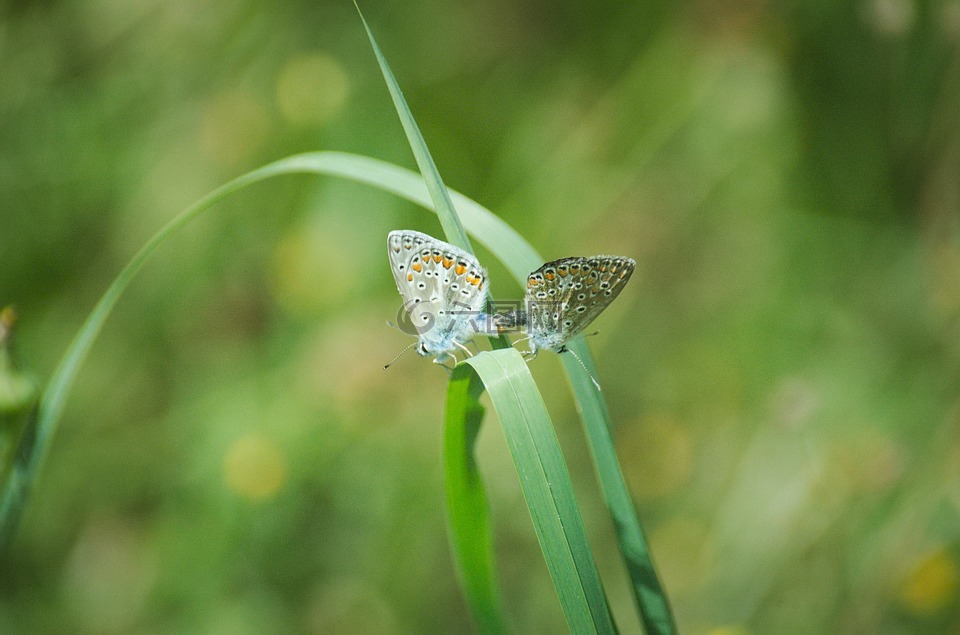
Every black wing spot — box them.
[576,306,587,313]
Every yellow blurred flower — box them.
[899,549,959,615]
[223,433,287,501]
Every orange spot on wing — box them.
[407,273,413,282]
[528,278,540,287]
[412,262,423,272]
[558,267,568,277]
[545,272,555,281]
[433,254,443,263]
[455,264,467,275]
[442,258,453,269]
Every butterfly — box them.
[386,230,489,365]
[522,255,635,356]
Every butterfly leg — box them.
[433,353,456,374]
[453,340,474,358]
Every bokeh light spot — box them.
[899,549,959,616]
[276,52,350,126]
[223,433,287,501]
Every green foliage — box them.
[2,1,959,633]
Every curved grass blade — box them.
[0,159,347,549]
[253,152,675,630]
[444,370,507,634]
[455,349,615,634]
[293,152,676,632]
[0,151,675,633]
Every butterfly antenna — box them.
[565,347,601,391]
[585,330,600,338]
[383,341,418,370]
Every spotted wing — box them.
[525,256,635,346]
[387,230,488,347]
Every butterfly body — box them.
[524,256,635,355]
[387,230,488,364]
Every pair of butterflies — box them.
[387,229,635,367]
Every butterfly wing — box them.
[525,256,635,351]
[387,230,488,355]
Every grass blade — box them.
[562,341,677,635]
[0,151,675,633]
[292,152,676,631]
[444,370,508,634]
[355,3,472,253]
[456,349,615,633]
[0,160,336,549]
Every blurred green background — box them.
[2,0,960,632]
